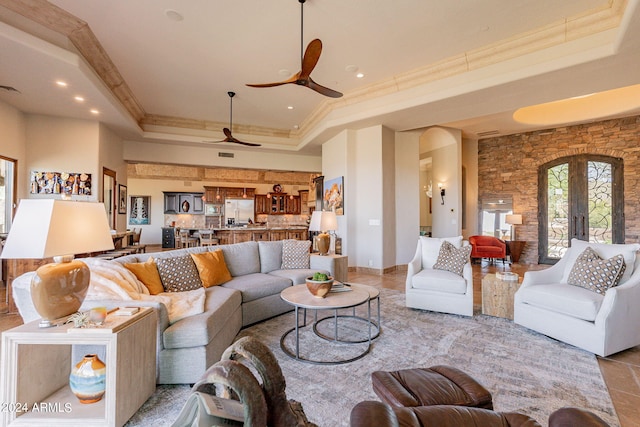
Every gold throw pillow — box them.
[124,257,164,295]
[190,250,232,288]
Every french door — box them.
[538,155,624,264]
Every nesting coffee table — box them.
[280,283,380,365]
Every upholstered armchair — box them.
[469,235,507,263]
[514,238,640,357]
[406,236,473,317]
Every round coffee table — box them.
[280,284,372,365]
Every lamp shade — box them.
[505,214,523,225]
[0,199,114,259]
[308,211,338,232]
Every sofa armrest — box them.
[595,270,640,330]
[350,401,399,427]
[519,262,564,288]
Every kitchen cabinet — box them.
[215,230,232,245]
[164,192,204,214]
[162,227,176,248]
[252,230,270,241]
[285,196,301,214]
[299,190,309,215]
[233,230,253,243]
[204,186,255,203]
[269,230,288,241]
[255,194,269,215]
[270,194,286,214]
[164,193,178,214]
[287,229,306,240]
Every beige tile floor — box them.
[1,255,638,425]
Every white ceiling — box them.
[0,0,639,155]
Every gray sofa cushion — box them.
[269,268,330,286]
[258,240,283,273]
[219,241,261,276]
[222,273,292,303]
[163,286,242,349]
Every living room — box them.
[1,0,640,426]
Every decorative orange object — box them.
[69,354,106,404]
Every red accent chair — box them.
[469,236,507,264]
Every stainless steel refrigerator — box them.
[224,198,255,225]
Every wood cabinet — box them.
[204,186,255,203]
[252,230,270,241]
[215,230,232,245]
[255,194,269,215]
[287,229,306,240]
[270,194,286,214]
[233,230,253,243]
[299,190,309,215]
[269,230,288,241]
[285,196,301,214]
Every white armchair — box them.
[514,238,640,357]
[405,236,474,317]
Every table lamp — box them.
[0,200,114,327]
[505,214,523,241]
[308,211,338,256]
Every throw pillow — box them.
[433,241,471,276]
[420,236,463,269]
[567,247,626,294]
[281,239,311,269]
[190,250,232,288]
[124,257,164,295]
[155,255,203,293]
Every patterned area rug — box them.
[126,288,619,426]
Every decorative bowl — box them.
[306,276,334,298]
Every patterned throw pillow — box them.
[433,241,471,276]
[567,247,626,294]
[281,239,311,269]
[155,255,203,292]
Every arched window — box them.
[538,155,624,264]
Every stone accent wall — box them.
[478,115,640,264]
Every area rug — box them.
[125,288,619,426]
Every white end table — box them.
[0,307,157,427]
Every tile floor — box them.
[1,255,638,425]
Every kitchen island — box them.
[162,226,308,248]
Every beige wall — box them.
[99,123,128,230]
[462,137,479,239]
[395,130,421,265]
[0,101,27,199]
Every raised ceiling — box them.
[0,0,639,155]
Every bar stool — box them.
[198,230,219,247]
[178,230,198,248]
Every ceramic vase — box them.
[69,354,106,404]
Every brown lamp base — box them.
[31,259,91,328]
[315,233,331,256]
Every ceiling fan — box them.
[205,91,261,147]
[246,0,343,98]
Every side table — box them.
[0,307,157,427]
[481,274,521,320]
[506,240,526,263]
[310,253,348,283]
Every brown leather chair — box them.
[469,235,507,263]
[350,401,541,427]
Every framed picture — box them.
[118,184,127,214]
[322,176,344,215]
[129,195,151,225]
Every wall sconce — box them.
[438,183,445,205]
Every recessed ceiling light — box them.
[287,106,294,110]
[56,81,67,87]
[165,9,184,22]
[293,125,299,129]
[74,96,85,102]
[90,109,99,115]
[356,73,365,79]
[345,65,359,73]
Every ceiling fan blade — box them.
[308,77,343,98]
[223,128,262,147]
[246,73,299,88]
[299,38,322,80]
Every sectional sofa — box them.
[12,240,337,384]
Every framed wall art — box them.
[129,195,150,225]
[323,176,344,215]
[30,171,92,196]
[118,184,127,214]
